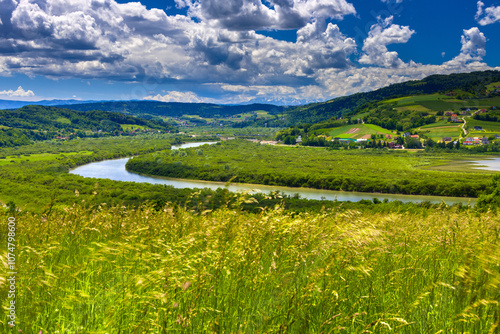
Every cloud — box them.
[0,86,35,98]
[185,0,356,31]
[359,16,415,68]
[381,0,403,3]
[475,1,500,25]
[143,91,216,103]
[445,27,486,67]
[0,0,498,105]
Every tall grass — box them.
[1,202,499,333]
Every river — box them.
[471,157,500,171]
[70,142,476,205]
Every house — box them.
[495,134,500,139]
[386,134,392,139]
[442,137,452,142]
[296,135,302,143]
[410,135,419,139]
[460,111,468,115]
[474,126,483,131]
[479,109,488,113]
[482,137,489,145]
[445,111,453,116]
[403,132,411,137]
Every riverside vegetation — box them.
[126,140,494,198]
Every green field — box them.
[395,105,432,113]
[418,122,462,140]
[121,124,147,131]
[328,124,394,139]
[466,118,500,135]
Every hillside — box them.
[0,105,177,146]
[284,70,500,125]
[61,101,287,119]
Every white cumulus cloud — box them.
[143,91,216,103]
[476,1,500,25]
[0,86,35,98]
[445,27,486,67]
[359,16,415,68]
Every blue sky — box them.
[0,0,499,105]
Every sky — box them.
[0,0,499,105]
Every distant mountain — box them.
[0,99,104,110]
[283,70,500,125]
[60,101,287,118]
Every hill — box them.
[283,70,500,125]
[0,105,177,147]
[60,101,287,119]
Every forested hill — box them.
[0,105,177,141]
[284,70,500,125]
[61,101,287,118]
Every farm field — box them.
[466,118,500,134]
[418,123,462,140]
[328,124,394,139]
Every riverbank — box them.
[71,142,477,205]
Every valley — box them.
[1,70,500,333]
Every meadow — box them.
[1,134,500,333]
[1,201,499,333]
[328,124,394,139]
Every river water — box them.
[471,158,500,171]
[70,142,476,205]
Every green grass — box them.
[466,119,500,134]
[392,94,449,106]
[418,119,453,129]
[395,105,432,113]
[418,123,462,139]
[121,124,147,131]
[486,82,500,92]
[2,202,499,333]
[328,124,394,138]
[55,117,72,124]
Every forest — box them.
[63,101,286,118]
